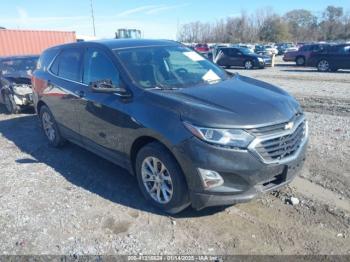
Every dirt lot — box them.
[0,60,349,256]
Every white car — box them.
[264,45,278,55]
[286,46,299,52]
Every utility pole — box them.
[90,0,96,37]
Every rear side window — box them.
[50,48,83,82]
[37,48,59,71]
[83,48,119,86]
[229,49,239,55]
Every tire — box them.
[135,142,190,214]
[225,65,231,69]
[295,56,305,66]
[3,92,20,114]
[330,68,338,72]
[39,105,65,147]
[244,60,254,70]
[317,59,330,72]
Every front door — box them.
[75,47,128,164]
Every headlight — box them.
[12,85,32,96]
[183,122,255,148]
[258,57,264,62]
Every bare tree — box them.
[177,5,349,43]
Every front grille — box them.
[248,114,307,163]
[248,113,303,136]
[264,59,272,64]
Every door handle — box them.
[74,90,85,98]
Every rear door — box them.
[227,48,241,66]
[46,48,83,140]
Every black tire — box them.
[295,56,305,66]
[135,142,190,214]
[317,59,330,72]
[330,68,338,72]
[39,105,66,147]
[244,60,254,70]
[225,65,231,69]
[3,92,20,114]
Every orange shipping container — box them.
[0,29,76,56]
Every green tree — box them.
[259,15,290,42]
[284,9,318,41]
[320,6,344,40]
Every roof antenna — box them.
[90,0,96,37]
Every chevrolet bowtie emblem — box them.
[285,122,294,130]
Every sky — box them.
[0,0,349,40]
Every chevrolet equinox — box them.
[32,40,308,214]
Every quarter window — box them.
[50,48,82,82]
[83,49,119,86]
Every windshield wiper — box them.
[148,85,179,91]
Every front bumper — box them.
[13,92,33,106]
[173,136,307,210]
[283,56,294,62]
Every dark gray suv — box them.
[32,39,308,214]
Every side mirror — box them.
[90,80,131,97]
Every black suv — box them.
[214,47,271,69]
[32,39,308,214]
[307,44,350,72]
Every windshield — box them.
[0,58,38,75]
[115,46,228,89]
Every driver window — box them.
[83,48,119,86]
[230,49,239,56]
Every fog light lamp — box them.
[197,168,224,188]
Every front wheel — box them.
[296,56,305,66]
[135,142,190,214]
[3,92,20,114]
[317,59,330,72]
[244,60,254,70]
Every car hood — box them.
[2,72,31,85]
[257,54,271,59]
[245,53,270,60]
[147,74,301,128]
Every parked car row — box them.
[283,43,350,72]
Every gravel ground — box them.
[0,60,349,255]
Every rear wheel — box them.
[317,59,330,72]
[135,142,190,214]
[3,92,20,114]
[39,105,65,147]
[244,60,254,70]
[296,56,305,66]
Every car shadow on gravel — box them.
[281,69,350,74]
[0,114,226,218]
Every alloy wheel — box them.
[318,60,329,72]
[42,111,56,142]
[245,60,253,69]
[296,57,305,66]
[141,156,173,204]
